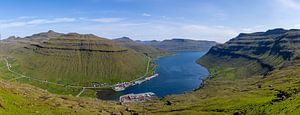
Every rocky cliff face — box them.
[198,28,300,78]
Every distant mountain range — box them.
[136,38,217,52]
[113,37,168,57]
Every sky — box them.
[0,0,300,43]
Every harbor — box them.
[113,74,159,91]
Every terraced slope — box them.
[0,31,149,86]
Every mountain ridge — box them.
[198,28,300,78]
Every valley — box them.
[2,0,300,114]
[1,29,300,114]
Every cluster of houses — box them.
[119,92,157,103]
[113,74,159,91]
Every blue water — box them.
[116,51,209,97]
[99,51,209,99]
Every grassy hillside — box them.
[1,58,300,114]
[0,79,131,114]
[0,31,150,87]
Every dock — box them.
[113,74,159,91]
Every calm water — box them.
[98,51,209,99]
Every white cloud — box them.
[76,20,239,43]
[17,16,37,20]
[0,18,75,28]
[0,22,27,28]
[84,18,124,23]
[27,18,75,25]
[0,17,244,43]
[276,0,300,10]
[179,25,238,42]
[241,25,266,33]
[142,13,152,17]
[295,24,300,28]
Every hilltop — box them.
[138,38,217,52]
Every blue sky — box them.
[0,0,300,42]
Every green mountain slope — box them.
[0,31,149,86]
[199,28,300,78]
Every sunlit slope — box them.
[0,31,148,86]
[199,28,300,78]
[126,60,300,114]
[0,79,129,114]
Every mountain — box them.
[198,28,300,78]
[138,38,217,52]
[0,31,152,87]
[114,37,168,57]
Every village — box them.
[113,74,159,92]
